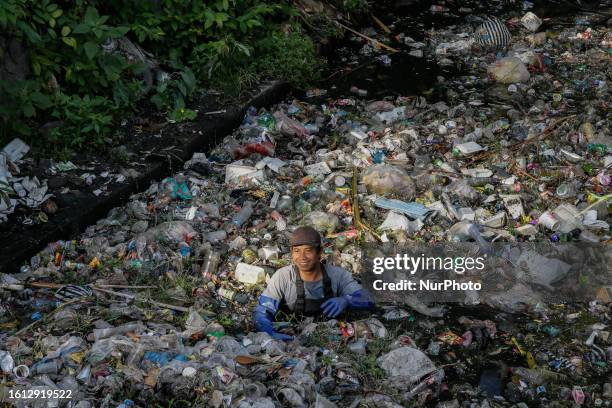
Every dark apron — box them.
[279,263,334,316]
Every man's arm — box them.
[252,269,293,341]
[337,267,375,309]
[344,289,375,310]
[321,268,375,318]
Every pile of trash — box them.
[0,139,53,223]
[1,4,611,407]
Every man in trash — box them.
[253,226,374,340]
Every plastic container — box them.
[234,263,266,284]
[231,202,254,228]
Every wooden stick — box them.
[335,21,400,53]
[351,168,382,242]
[27,281,157,290]
[94,284,158,289]
[15,298,83,336]
[372,15,391,34]
[468,115,576,164]
[91,286,189,313]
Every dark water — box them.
[319,0,609,100]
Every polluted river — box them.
[0,0,611,407]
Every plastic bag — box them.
[273,111,309,138]
[305,211,340,235]
[0,350,15,373]
[378,347,437,382]
[144,221,196,244]
[362,165,416,200]
[487,57,530,83]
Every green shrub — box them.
[254,25,324,89]
[0,0,324,153]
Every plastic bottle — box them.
[230,202,254,228]
[295,199,312,214]
[126,343,146,367]
[556,182,576,198]
[448,221,492,254]
[206,230,227,243]
[239,247,256,264]
[178,242,191,257]
[466,177,498,187]
[257,113,276,129]
[33,360,61,375]
[276,195,293,213]
[511,367,567,385]
[201,251,221,276]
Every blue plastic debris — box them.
[373,198,436,221]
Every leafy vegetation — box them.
[0,0,327,152]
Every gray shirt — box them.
[262,264,362,311]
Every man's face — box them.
[291,245,321,273]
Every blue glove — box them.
[321,297,349,318]
[253,295,293,341]
[271,332,294,341]
[344,289,375,310]
[321,290,375,318]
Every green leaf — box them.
[61,25,70,36]
[215,13,228,28]
[61,36,77,49]
[32,61,42,76]
[234,41,251,57]
[30,92,53,109]
[73,23,90,34]
[46,4,58,12]
[51,8,63,18]
[177,81,186,96]
[174,94,185,109]
[22,103,35,118]
[108,25,130,39]
[204,10,215,29]
[32,14,46,25]
[150,94,164,110]
[16,21,41,43]
[49,18,56,28]
[12,121,32,136]
[84,6,99,25]
[47,27,57,39]
[180,69,196,91]
[115,26,130,35]
[83,41,98,59]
